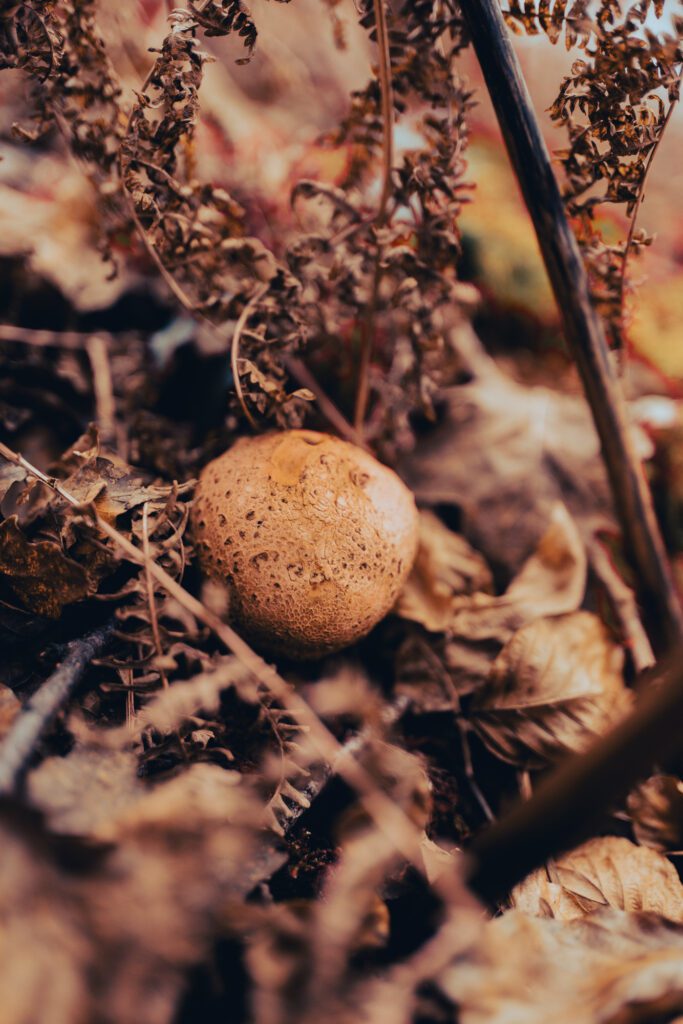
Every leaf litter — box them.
[0,1,682,1022]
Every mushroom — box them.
[192,430,419,658]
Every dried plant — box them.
[503,0,683,353]
[2,2,683,1022]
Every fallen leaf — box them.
[438,906,683,1024]
[449,504,587,644]
[628,775,683,853]
[0,516,95,617]
[471,611,631,768]
[395,511,493,633]
[400,334,647,576]
[511,836,683,922]
[63,456,192,523]
[395,505,588,707]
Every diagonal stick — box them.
[462,0,683,653]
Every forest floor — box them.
[1,2,683,1023]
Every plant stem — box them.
[374,0,394,229]
[616,71,682,341]
[230,283,268,431]
[0,621,116,795]
[462,0,683,653]
[354,0,395,436]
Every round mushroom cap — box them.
[192,430,419,658]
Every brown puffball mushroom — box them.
[192,430,419,659]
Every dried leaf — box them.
[512,836,683,922]
[438,907,683,1024]
[62,456,191,523]
[395,511,493,633]
[400,345,647,575]
[395,504,587,707]
[0,516,94,617]
[471,611,631,768]
[449,503,586,645]
[628,775,683,853]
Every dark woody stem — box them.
[462,0,683,654]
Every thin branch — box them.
[462,0,683,653]
[282,695,410,834]
[0,621,116,795]
[467,644,683,906]
[85,333,118,449]
[616,72,682,333]
[353,0,395,436]
[0,324,115,349]
[230,283,268,431]
[283,354,363,446]
[588,537,655,673]
[373,0,394,228]
[141,502,169,689]
[354,261,382,437]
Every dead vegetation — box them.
[0,0,682,1022]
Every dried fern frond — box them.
[120,10,309,426]
[188,0,258,59]
[3,0,127,266]
[293,0,475,450]
[503,0,683,352]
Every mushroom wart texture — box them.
[192,430,420,658]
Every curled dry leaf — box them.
[628,775,683,853]
[471,611,631,769]
[395,510,493,633]
[438,907,683,1024]
[395,503,587,707]
[511,836,683,924]
[61,456,193,524]
[0,515,95,617]
[449,504,587,644]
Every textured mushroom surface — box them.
[192,430,419,658]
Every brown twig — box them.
[230,283,268,431]
[141,502,169,689]
[353,0,395,436]
[282,695,410,835]
[463,0,683,653]
[588,537,655,673]
[0,324,114,349]
[373,0,394,228]
[0,621,116,795]
[282,354,363,446]
[85,333,118,449]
